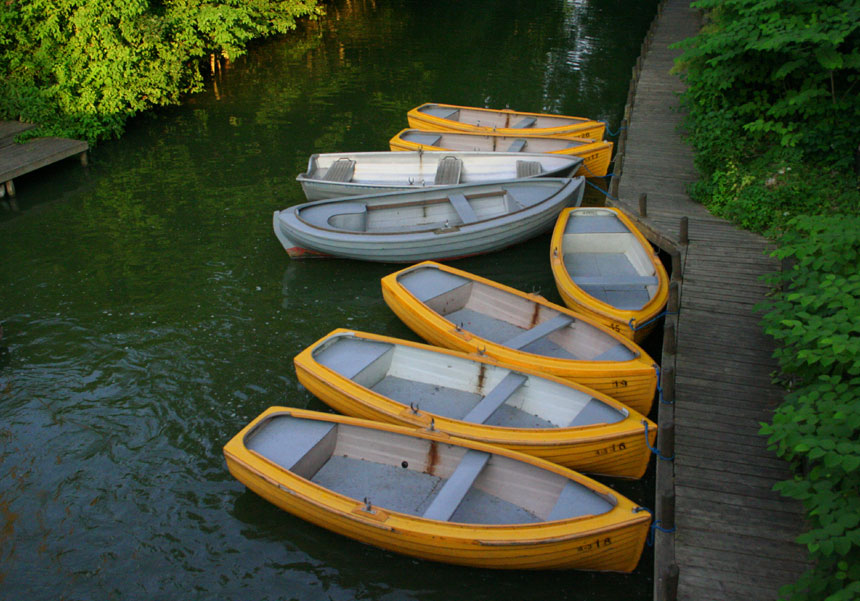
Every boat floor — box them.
[312,455,540,524]
[564,252,650,310]
[445,308,578,359]
[371,375,556,428]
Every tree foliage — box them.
[0,0,322,143]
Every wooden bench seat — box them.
[504,314,573,350]
[434,156,463,184]
[462,373,527,424]
[507,139,527,152]
[515,160,542,178]
[321,158,355,182]
[422,449,490,521]
[448,193,478,224]
[512,117,537,129]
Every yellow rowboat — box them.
[550,207,669,343]
[224,407,652,571]
[380,261,657,415]
[389,128,614,178]
[407,103,606,141]
[294,329,657,478]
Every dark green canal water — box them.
[0,0,661,598]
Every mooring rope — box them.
[642,419,673,461]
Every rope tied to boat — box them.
[647,519,676,546]
[655,364,672,405]
[642,419,673,461]
[600,121,626,137]
[628,310,676,333]
[584,178,618,202]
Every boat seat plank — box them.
[399,268,470,303]
[567,214,628,234]
[516,160,542,178]
[434,156,463,184]
[246,416,336,479]
[422,449,490,522]
[573,275,659,288]
[565,252,639,279]
[313,337,392,379]
[298,201,367,229]
[448,193,479,224]
[462,373,528,424]
[512,117,537,129]
[582,287,651,311]
[569,399,624,427]
[321,158,355,182]
[404,132,442,146]
[507,139,527,152]
[504,315,573,350]
[547,480,613,521]
[592,344,636,362]
[420,106,460,120]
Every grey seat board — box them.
[547,480,614,521]
[398,267,470,303]
[445,307,524,341]
[512,116,537,128]
[564,252,639,278]
[321,158,355,182]
[298,201,367,229]
[573,275,659,288]
[592,344,636,362]
[566,214,628,234]
[419,106,460,120]
[448,193,479,224]
[507,139,527,152]
[504,314,573,350]
[462,372,528,424]
[581,286,651,310]
[403,132,442,146]
[518,337,578,359]
[568,399,625,427]
[423,449,490,522]
[482,404,556,429]
[515,160,542,178]
[246,416,335,472]
[434,156,463,184]
[313,337,392,380]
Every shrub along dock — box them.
[608,2,809,599]
[0,120,88,198]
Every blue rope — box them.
[601,121,627,137]
[628,310,676,332]
[647,519,676,547]
[642,419,673,461]
[585,178,618,202]
[654,364,672,405]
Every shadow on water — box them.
[0,0,660,598]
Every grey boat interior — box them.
[416,104,581,130]
[311,333,626,429]
[562,209,660,310]
[397,265,637,362]
[245,413,617,525]
[295,181,569,233]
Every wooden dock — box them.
[607,2,809,599]
[0,121,88,197]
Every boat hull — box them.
[274,178,585,263]
[296,150,582,201]
[294,329,656,478]
[389,129,613,177]
[381,262,658,414]
[407,103,606,141]
[550,207,669,342]
[224,408,651,571]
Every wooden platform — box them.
[0,121,88,197]
[606,2,809,600]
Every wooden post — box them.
[668,281,680,313]
[79,151,88,167]
[638,193,647,217]
[664,320,676,354]
[658,420,675,465]
[660,564,680,601]
[679,217,689,245]
[662,365,675,404]
[5,180,15,197]
[658,487,675,530]
[670,251,682,280]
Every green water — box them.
[0,0,661,598]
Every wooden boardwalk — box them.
[0,120,88,197]
[606,2,809,600]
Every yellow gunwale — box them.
[380,261,657,414]
[388,128,614,178]
[407,103,606,141]
[549,207,670,343]
[294,328,656,479]
[224,407,652,571]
